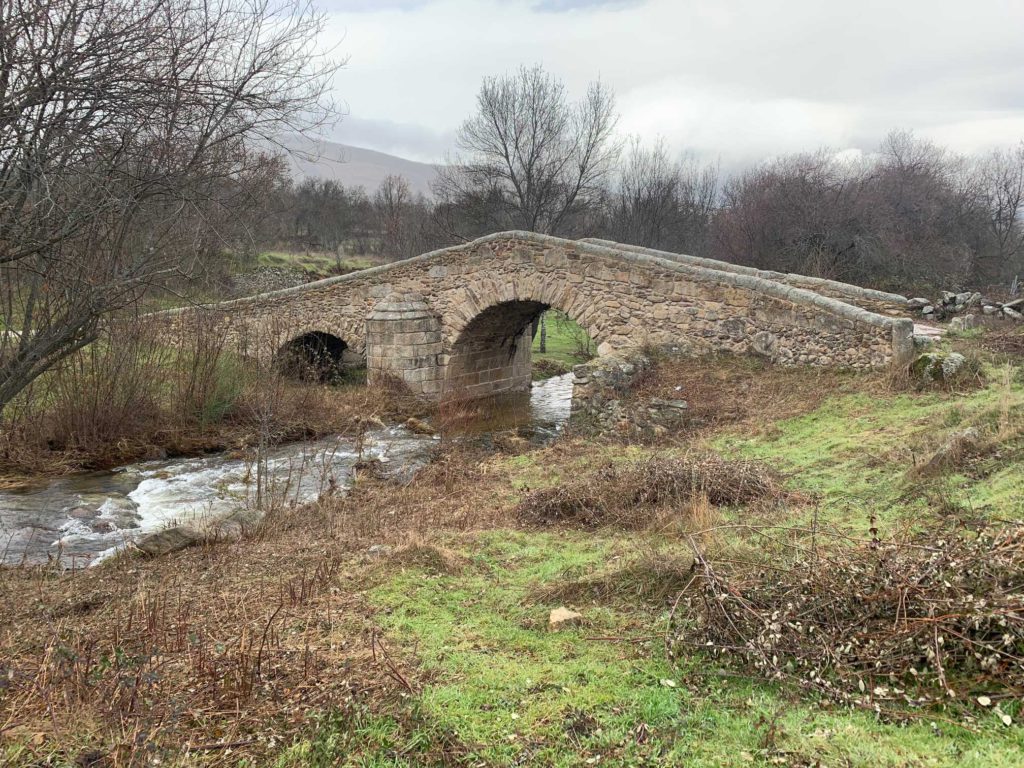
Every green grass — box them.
[712,369,1024,532]
[532,311,595,377]
[277,530,1024,767]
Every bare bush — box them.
[517,454,785,529]
[671,523,1024,711]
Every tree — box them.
[0,0,340,414]
[435,64,620,238]
[976,143,1024,284]
[603,138,718,254]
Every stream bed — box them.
[0,373,574,566]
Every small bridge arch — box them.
[275,330,360,382]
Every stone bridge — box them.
[160,232,916,399]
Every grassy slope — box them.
[275,356,1024,766]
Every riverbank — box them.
[2,332,1023,766]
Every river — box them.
[0,373,574,567]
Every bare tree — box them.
[605,138,718,253]
[374,174,413,259]
[0,0,340,414]
[976,142,1024,284]
[434,64,620,238]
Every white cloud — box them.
[319,0,1024,166]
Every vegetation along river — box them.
[0,373,574,567]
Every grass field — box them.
[256,250,380,278]
[2,332,1023,766]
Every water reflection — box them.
[443,372,574,438]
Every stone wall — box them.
[582,238,911,316]
[158,232,916,398]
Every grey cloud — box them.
[531,0,644,11]
[322,0,1024,170]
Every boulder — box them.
[135,524,203,557]
[941,291,957,305]
[750,330,779,359]
[922,305,935,315]
[908,297,930,309]
[910,351,967,383]
[1004,306,1023,321]
[982,304,1000,315]
[549,606,583,631]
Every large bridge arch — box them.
[440,270,607,397]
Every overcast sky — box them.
[316,0,1024,170]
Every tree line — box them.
[274,65,1023,295]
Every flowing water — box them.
[0,373,574,567]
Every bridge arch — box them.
[442,272,605,397]
[275,330,362,382]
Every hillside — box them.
[279,134,440,197]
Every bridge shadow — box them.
[445,300,551,399]
[276,331,362,384]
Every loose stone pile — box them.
[908,292,1023,324]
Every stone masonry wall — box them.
[158,232,916,398]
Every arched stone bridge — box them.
[160,232,916,399]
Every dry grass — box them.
[0,527,386,766]
[978,325,1024,358]
[516,453,787,529]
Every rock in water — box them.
[549,606,583,631]
[405,417,436,435]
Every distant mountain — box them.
[278,135,440,197]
